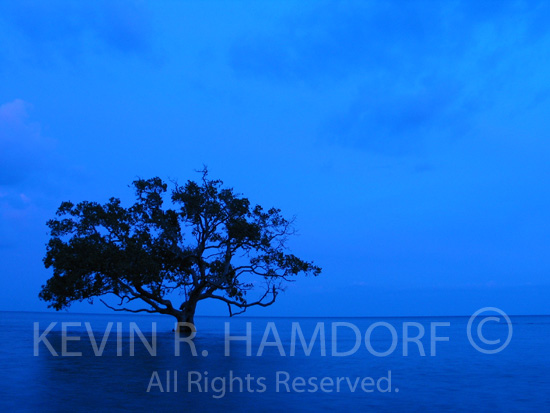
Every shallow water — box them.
[1,311,549,411]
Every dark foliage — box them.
[40,170,321,327]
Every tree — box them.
[40,170,321,332]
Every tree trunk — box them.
[176,301,197,334]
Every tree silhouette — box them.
[40,169,321,332]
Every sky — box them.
[1,0,549,317]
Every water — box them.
[1,311,549,411]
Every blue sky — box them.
[1,0,549,316]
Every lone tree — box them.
[40,170,321,332]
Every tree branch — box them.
[202,286,278,316]
[99,299,158,313]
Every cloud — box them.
[0,0,152,63]
[230,1,453,83]
[0,99,66,242]
[325,78,463,155]
[230,1,546,83]
[0,99,55,186]
[229,1,550,155]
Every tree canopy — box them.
[40,170,321,331]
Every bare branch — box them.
[100,299,157,314]
[203,286,278,317]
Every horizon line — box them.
[1,310,549,318]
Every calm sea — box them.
[0,311,549,412]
